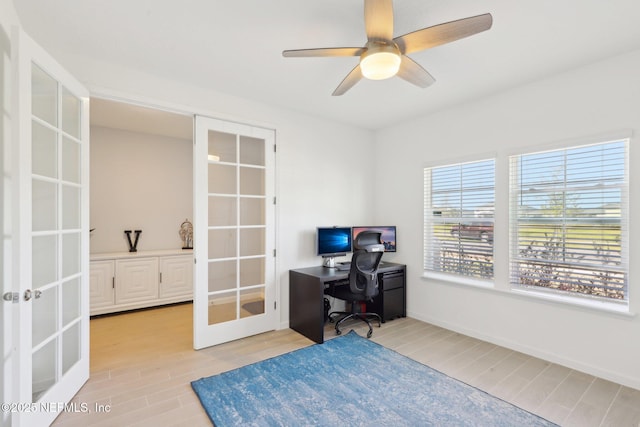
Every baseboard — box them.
[407,310,640,391]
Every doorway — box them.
[89,97,194,255]
[88,97,194,360]
[89,98,280,356]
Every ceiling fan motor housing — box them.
[360,41,401,80]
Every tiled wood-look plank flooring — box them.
[53,303,640,426]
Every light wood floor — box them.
[52,303,640,426]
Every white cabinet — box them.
[115,258,159,304]
[160,255,193,298]
[89,260,115,311]
[90,250,193,315]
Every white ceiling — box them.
[14,0,640,130]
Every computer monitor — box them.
[316,227,352,267]
[352,226,396,252]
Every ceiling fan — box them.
[282,0,492,96]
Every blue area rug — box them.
[191,331,556,426]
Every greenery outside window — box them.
[424,159,495,280]
[509,139,628,302]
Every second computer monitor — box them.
[352,226,396,252]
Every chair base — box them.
[328,310,382,338]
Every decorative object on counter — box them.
[179,219,193,249]
[124,229,142,252]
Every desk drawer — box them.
[380,270,404,290]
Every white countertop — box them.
[90,248,193,261]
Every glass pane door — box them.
[6,28,89,427]
[31,63,84,401]
[194,117,276,349]
[207,131,267,324]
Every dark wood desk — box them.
[289,262,406,343]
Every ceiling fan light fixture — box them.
[282,2,493,96]
[360,44,401,80]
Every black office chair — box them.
[328,231,384,338]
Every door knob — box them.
[24,289,42,301]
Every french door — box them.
[193,116,277,349]
[6,29,90,426]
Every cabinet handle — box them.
[159,272,162,283]
[112,277,115,289]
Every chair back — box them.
[349,231,384,300]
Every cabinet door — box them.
[115,258,159,304]
[379,271,406,321]
[159,255,193,299]
[382,288,405,320]
[89,261,115,311]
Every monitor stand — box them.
[322,256,337,268]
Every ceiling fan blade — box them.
[364,0,394,41]
[394,13,493,54]
[396,55,435,88]
[282,47,365,57]
[332,65,363,96]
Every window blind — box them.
[509,140,628,301]
[424,159,495,280]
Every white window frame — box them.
[424,159,495,284]
[508,138,629,306]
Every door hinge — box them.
[273,249,276,257]
[274,144,277,153]
[273,196,276,205]
[3,292,19,303]
[274,301,277,310]
[159,272,163,283]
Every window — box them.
[509,140,628,302]
[424,159,495,280]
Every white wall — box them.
[90,126,193,253]
[375,48,640,389]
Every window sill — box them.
[422,272,635,318]
[422,272,494,289]
[509,288,634,317]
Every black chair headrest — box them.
[354,231,384,251]
[360,243,385,252]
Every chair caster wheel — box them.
[336,329,342,335]
[367,330,373,338]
